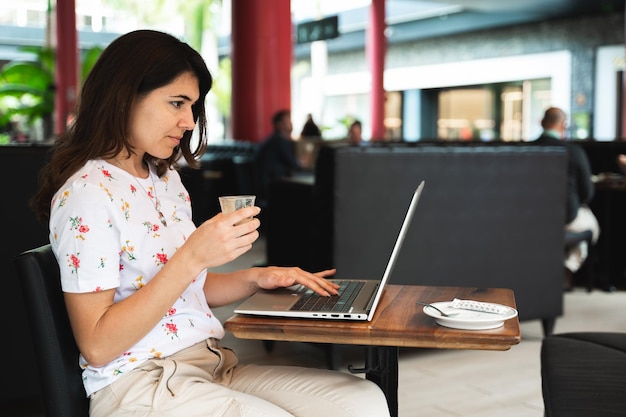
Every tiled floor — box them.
[7,236,626,417]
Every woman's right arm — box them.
[63,206,260,367]
[64,246,201,367]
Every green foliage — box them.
[102,0,220,52]
[0,45,104,133]
[338,115,358,130]
[81,46,104,81]
[213,57,231,117]
[181,0,221,51]
[104,0,174,27]
[0,47,55,128]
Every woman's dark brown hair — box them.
[31,30,213,222]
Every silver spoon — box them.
[416,301,459,317]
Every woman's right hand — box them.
[183,206,261,271]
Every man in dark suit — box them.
[535,107,599,284]
[255,109,302,204]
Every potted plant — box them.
[0,46,55,141]
[0,45,103,142]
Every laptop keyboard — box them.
[290,280,365,312]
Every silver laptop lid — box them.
[366,181,424,320]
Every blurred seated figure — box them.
[618,154,626,174]
[255,109,303,203]
[534,107,599,288]
[300,113,321,139]
[348,120,363,145]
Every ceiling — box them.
[400,0,624,16]
[286,0,624,56]
[294,0,624,26]
[392,0,624,40]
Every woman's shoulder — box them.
[52,160,132,206]
[66,159,121,183]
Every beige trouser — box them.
[90,338,391,417]
[565,205,600,273]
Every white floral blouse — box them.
[49,159,225,396]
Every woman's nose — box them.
[180,108,196,131]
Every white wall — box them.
[594,44,625,140]
[301,50,573,139]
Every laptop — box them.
[234,181,424,321]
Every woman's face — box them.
[128,71,199,160]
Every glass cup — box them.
[219,195,256,224]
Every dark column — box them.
[367,0,386,141]
[55,0,78,136]
[231,0,292,143]
[623,1,626,138]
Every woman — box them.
[31,30,389,417]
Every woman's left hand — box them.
[256,267,339,297]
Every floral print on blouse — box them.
[49,159,225,396]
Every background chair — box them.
[13,244,89,417]
[541,332,626,417]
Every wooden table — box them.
[225,285,521,417]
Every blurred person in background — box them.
[299,113,321,139]
[535,107,599,289]
[348,120,363,145]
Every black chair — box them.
[541,332,626,417]
[13,244,89,417]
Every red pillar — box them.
[55,0,78,136]
[368,0,386,141]
[231,0,292,143]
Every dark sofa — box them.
[268,143,568,335]
[1,144,51,410]
[541,332,626,416]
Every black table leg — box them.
[348,346,399,417]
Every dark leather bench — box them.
[542,332,626,416]
[1,144,51,409]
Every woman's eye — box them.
[172,101,183,109]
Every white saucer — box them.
[422,301,518,330]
